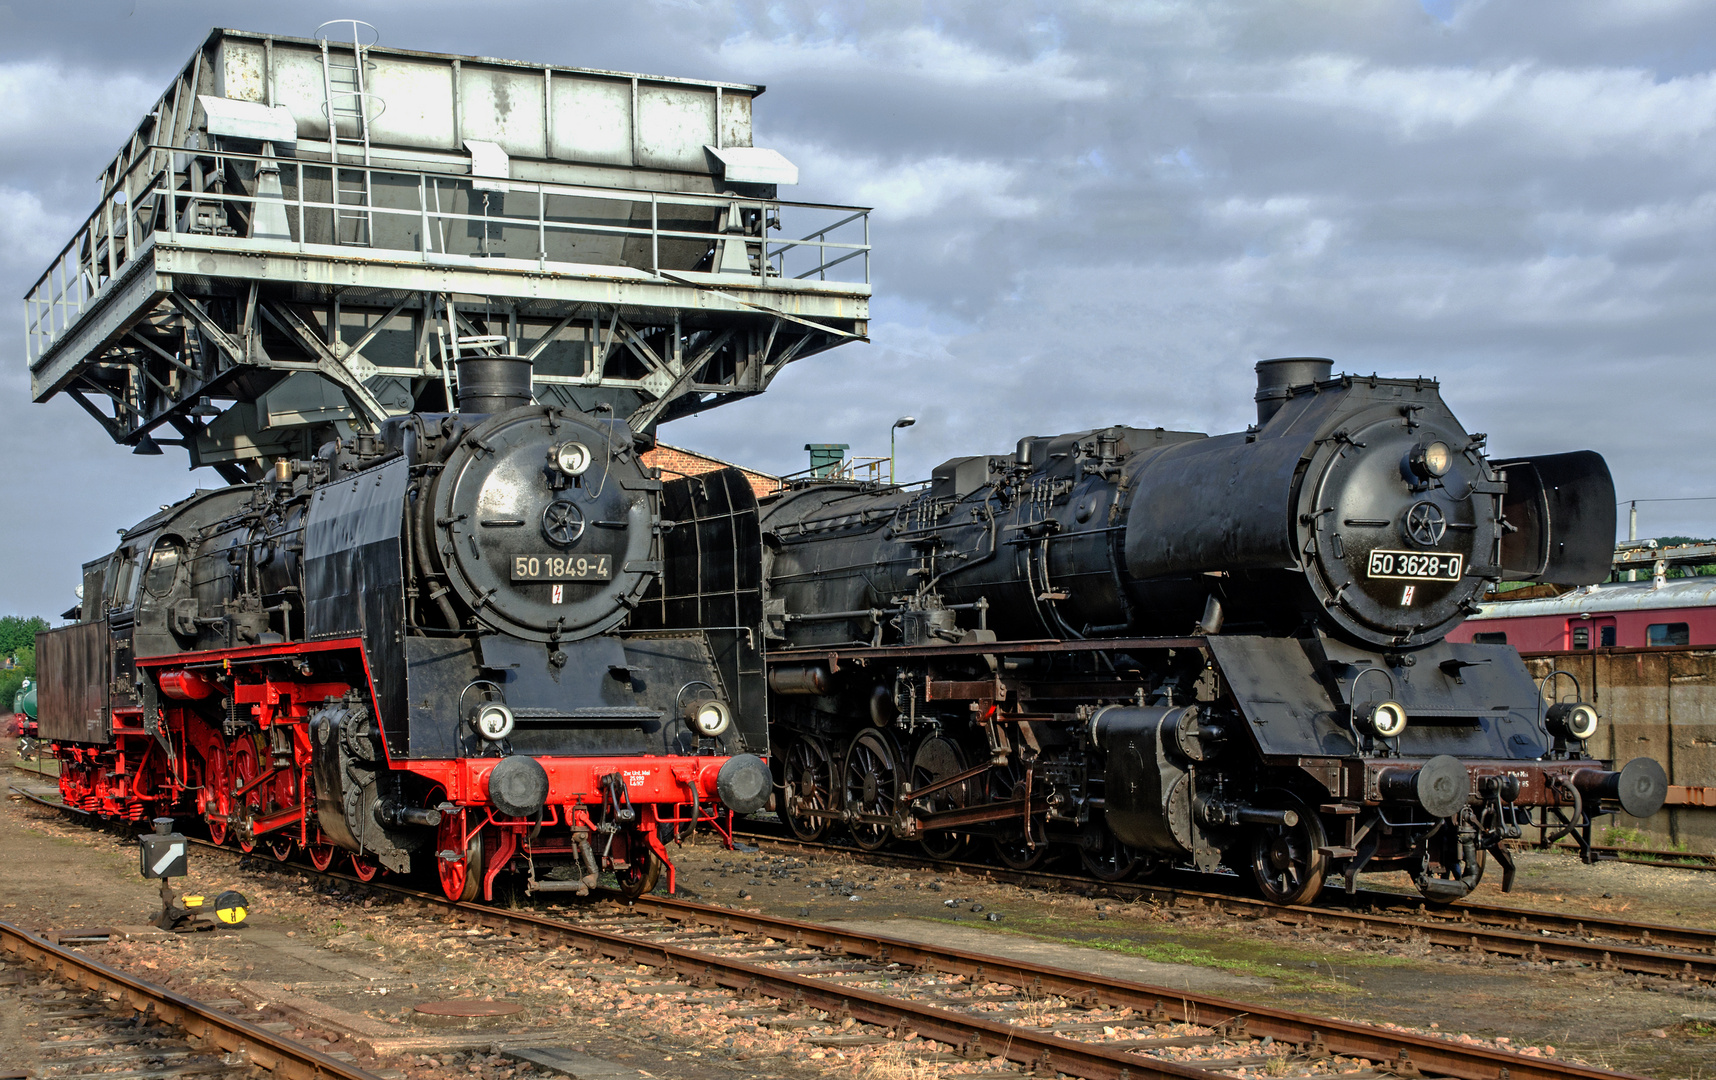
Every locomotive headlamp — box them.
[473,701,516,741]
[1367,700,1409,738]
[1546,701,1599,741]
[688,699,733,737]
[1410,441,1453,480]
[553,441,593,476]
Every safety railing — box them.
[23,145,872,368]
[774,455,931,490]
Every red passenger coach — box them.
[1446,579,1716,654]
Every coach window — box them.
[1472,632,1507,645]
[1571,625,1589,649]
[1647,622,1690,647]
[1599,625,1616,647]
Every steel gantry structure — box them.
[24,25,870,480]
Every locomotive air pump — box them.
[139,817,249,931]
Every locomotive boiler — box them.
[761,358,1667,903]
[36,356,770,900]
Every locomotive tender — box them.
[37,357,771,900]
[761,358,1668,903]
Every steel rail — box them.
[0,919,385,1080]
[731,832,1716,975]
[12,778,1713,961]
[592,893,1643,1080]
[202,841,1636,1080]
[8,785,1664,1079]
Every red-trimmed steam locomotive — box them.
[36,357,770,900]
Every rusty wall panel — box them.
[34,621,108,745]
[1668,651,1716,849]
[1526,648,1716,849]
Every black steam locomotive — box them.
[36,357,771,900]
[757,359,1667,903]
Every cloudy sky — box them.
[2,0,1713,617]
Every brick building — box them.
[641,444,780,499]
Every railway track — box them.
[0,919,383,1080]
[196,839,1651,1079]
[6,782,1681,1080]
[1569,845,1716,872]
[728,831,1716,982]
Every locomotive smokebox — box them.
[457,355,535,415]
[1254,357,1332,426]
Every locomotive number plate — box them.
[1367,549,1462,581]
[511,554,612,581]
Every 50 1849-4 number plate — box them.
[1367,549,1462,581]
[511,554,612,582]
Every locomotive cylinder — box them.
[1090,705,1197,857]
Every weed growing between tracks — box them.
[920,913,1406,991]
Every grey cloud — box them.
[3,0,1715,617]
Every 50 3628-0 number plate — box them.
[511,554,612,582]
[1367,549,1462,581]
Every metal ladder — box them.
[316,20,383,246]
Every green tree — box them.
[0,616,48,657]
[1,644,36,714]
[0,617,48,715]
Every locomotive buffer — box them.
[23,24,870,476]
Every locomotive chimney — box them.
[1254,357,1333,427]
[456,355,535,415]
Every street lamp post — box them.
[890,416,916,485]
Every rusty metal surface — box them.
[413,999,524,1016]
[33,620,108,745]
[0,919,384,1080]
[1522,649,1716,850]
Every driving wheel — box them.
[203,754,230,846]
[230,737,264,853]
[988,762,1049,870]
[1079,827,1143,882]
[1249,791,1330,906]
[306,840,336,872]
[842,728,901,851]
[783,735,837,842]
[910,736,971,860]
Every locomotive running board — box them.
[768,636,1208,665]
